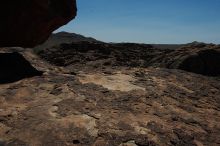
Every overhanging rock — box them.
[0,0,77,48]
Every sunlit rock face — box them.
[0,0,77,48]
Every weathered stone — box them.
[0,48,220,146]
[37,38,220,76]
[0,0,77,47]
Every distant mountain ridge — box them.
[35,31,101,50]
[52,32,101,43]
[36,31,186,50]
[35,31,215,51]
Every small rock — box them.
[119,140,137,146]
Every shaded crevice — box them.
[0,52,43,84]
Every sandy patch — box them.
[78,72,145,92]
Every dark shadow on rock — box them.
[179,49,220,76]
[0,52,43,84]
[0,0,77,48]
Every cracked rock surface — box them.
[0,48,220,146]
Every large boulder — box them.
[0,0,77,48]
[156,43,220,76]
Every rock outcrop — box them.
[161,44,220,76]
[0,48,220,146]
[37,41,220,76]
[0,0,77,47]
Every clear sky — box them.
[57,0,220,44]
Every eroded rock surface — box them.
[0,48,220,146]
[0,0,77,47]
[37,41,220,76]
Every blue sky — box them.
[57,0,220,44]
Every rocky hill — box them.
[0,1,219,145]
[0,41,220,145]
[35,32,101,50]
[37,41,220,76]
